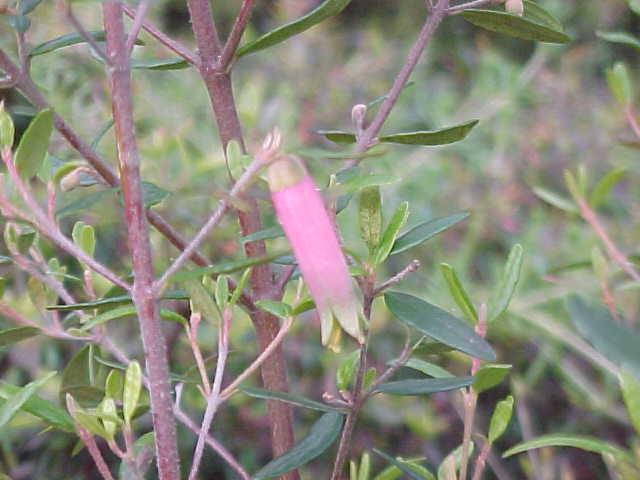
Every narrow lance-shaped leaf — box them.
[379,120,479,146]
[240,387,343,413]
[589,167,627,208]
[359,186,383,253]
[440,263,477,324]
[374,376,474,396]
[0,382,73,431]
[372,449,435,480]
[488,395,514,444]
[374,202,409,265]
[30,31,144,58]
[618,371,640,436]
[123,361,142,425]
[597,31,640,51]
[391,212,469,255]
[0,326,41,348]
[503,434,633,461]
[473,364,512,393]
[237,0,352,57]
[385,292,496,361]
[0,372,57,429]
[253,411,344,479]
[488,244,524,322]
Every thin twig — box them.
[188,308,231,480]
[362,331,415,401]
[125,0,150,55]
[625,106,640,139]
[576,197,640,282]
[75,426,115,480]
[103,3,180,479]
[471,439,492,480]
[372,260,420,296]
[219,0,255,69]
[2,150,130,291]
[60,1,110,63]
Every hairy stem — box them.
[103,3,179,479]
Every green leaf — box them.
[488,395,514,444]
[522,0,563,31]
[230,268,252,306]
[566,295,640,373]
[619,371,640,436]
[390,212,469,255]
[0,372,56,429]
[14,108,54,180]
[0,326,40,348]
[72,222,96,258]
[384,292,496,361]
[0,104,15,149]
[47,291,190,311]
[131,57,190,70]
[255,300,292,319]
[141,181,170,208]
[503,434,632,461]
[358,453,371,480]
[440,263,477,324]
[240,387,343,413]
[79,305,137,331]
[462,9,570,44]
[253,411,344,479]
[335,174,397,195]
[118,432,156,480]
[182,278,220,325]
[597,31,640,51]
[532,186,578,213]
[589,168,627,208]
[240,225,284,244]
[372,449,435,480]
[0,381,73,431]
[378,120,479,146]
[56,188,116,219]
[473,364,512,393]
[30,31,144,57]
[606,62,633,106]
[336,350,361,391]
[60,345,102,407]
[6,14,31,33]
[373,376,474,396]
[402,358,453,379]
[214,276,229,309]
[488,244,524,322]
[105,370,124,400]
[359,186,383,253]
[374,202,409,265]
[123,361,142,425]
[237,0,352,57]
[317,130,357,144]
[173,251,288,282]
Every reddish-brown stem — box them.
[219,0,255,69]
[471,440,492,480]
[186,1,298,475]
[103,3,179,479]
[76,427,115,480]
[625,106,640,139]
[576,197,640,282]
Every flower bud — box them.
[268,155,364,351]
[351,104,367,133]
[505,0,524,16]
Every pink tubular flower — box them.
[268,155,364,351]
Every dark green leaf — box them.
[503,434,632,461]
[131,58,190,70]
[80,305,136,331]
[567,295,640,373]
[373,376,474,396]
[15,109,54,180]
[473,364,512,393]
[240,387,343,413]
[237,0,352,57]
[60,345,101,407]
[240,225,284,244]
[30,31,144,58]
[379,120,479,146]
[141,181,170,208]
[385,292,496,361]
[372,449,435,480]
[90,120,114,151]
[182,278,220,325]
[440,263,477,324]
[253,411,344,479]
[402,358,453,379]
[336,350,361,391]
[6,14,31,33]
[0,372,56,429]
[0,381,73,431]
[47,291,189,311]
[317,130,357,144]
[463,9,570,43]
[0,326,41,348]
[18,0,43,15]
[488,244,523,322]
[56,188,116,219]
[597,31,640,51]
[522,0,563,31]
[391,212,470,255]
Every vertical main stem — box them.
[186,1,298,477]
[103,3,180,480]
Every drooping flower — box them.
[267,155,364,351]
